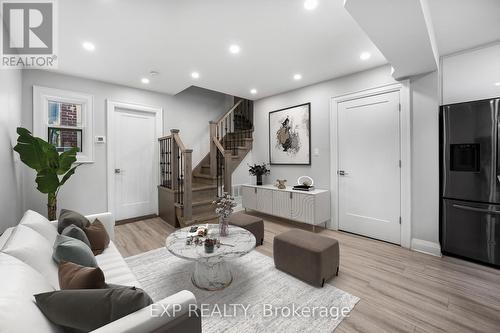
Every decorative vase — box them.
[219,215,229,237]
[256,174,263,185]
[204,239,215,253]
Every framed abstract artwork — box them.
[269,103,311,165]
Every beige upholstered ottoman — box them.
[228,212,264,246]
[273,229,339,287]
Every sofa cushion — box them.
[96,242,140,287]
[0,253,63,333]
[35,286,153,332]
[53,234,97,267]
[84,219,110,255]
[58,209,90,234]
[62,224,91,248]
[19,210,58,244]
[59,261,106,290]
[0,227,14,250]
[1,225,59,288]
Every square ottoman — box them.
[273,229,339,287]
[228,212,264,246]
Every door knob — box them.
[115,169,121,174]
[338,170,348,176]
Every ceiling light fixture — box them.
[360,52,371,60]
[250,89,257,95]
[293,74,302,81]
[82,41,95,52]
[191,72,200,79]
[141,78,150,84]
[304,0,318,10]
[229,44,241,54]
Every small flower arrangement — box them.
[213,193,237,219]
[248,163,270,176]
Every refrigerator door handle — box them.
[452,204,500,215]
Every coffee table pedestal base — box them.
[192,260,232,291]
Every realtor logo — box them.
[1,0,57,68]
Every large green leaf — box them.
[13,128,46,172]
[59,165,79,188]
[57,147,78,175]
[36,137,59,171]
[35,169,60,194]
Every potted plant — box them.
[13,127,81,220]
[204,238,216,253]
[213,193,237,237]
[248,163,270,185]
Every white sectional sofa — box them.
[0,210,201,333]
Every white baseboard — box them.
[410,238,442,257]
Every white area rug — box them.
[126,248,359,333]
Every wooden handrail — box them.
[212,136,225,154]
[214,99,243,124]
[157,134,172,141]
[170,129,188,152]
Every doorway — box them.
[107,101,162,221]
[331,83,411,247]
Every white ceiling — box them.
[427,0,500,56]
[54,0,387,99]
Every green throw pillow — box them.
[61,225,91,249]
[58,209,90,234]
[53,234,97,267]
[35,286,153,332]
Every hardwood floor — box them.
[115,213,500,333]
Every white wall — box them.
[249,65,397,189]
[244,65,440,246]
[21,70,232,218]
[442,42,500,104]
[410,71,439,244]
[0,69,23,232]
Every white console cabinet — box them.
[241,184,330,229]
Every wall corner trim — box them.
[411,238,442,257]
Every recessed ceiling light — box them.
[495,82,500,86]
[149,70,159,77]
[229,44,241,54]
[141,78,150,84]
[360,52,371,60]
[82,41,95,52]
[293,74,302,81]
[191,72,200,79]
[304,0,318,10]
[250,89,257,95]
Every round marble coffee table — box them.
[166,224,256,291]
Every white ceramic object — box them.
[297,176,314,186]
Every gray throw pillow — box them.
[61,225,91,249]
[58,209,90,234]
[53,234,97,267]
[34,286,153,332]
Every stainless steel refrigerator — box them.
[441,98,500,267]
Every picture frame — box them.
[269,103,311,165]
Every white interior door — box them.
[112,107,158,220]
[338,90,401,244]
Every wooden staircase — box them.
[158,99,253,228]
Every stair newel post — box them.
[209,121,218,178]
[170,129,180,201]
[224,151,232,195]
[183,149,193,221]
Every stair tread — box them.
[192,199,215,206]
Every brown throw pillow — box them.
[83,219,110,255]
[59,261,106,290]
[34,286,153,332]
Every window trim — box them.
[33,86,94,163]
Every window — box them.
[33,86,94,163]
